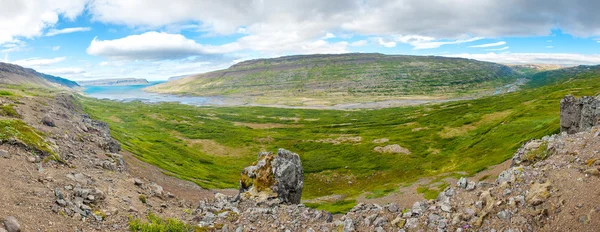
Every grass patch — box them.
[0,119,53,155]
[304,199,357,214]
[0,104,21,118]
[365,188,396,199]
[129,213,203,232]
[417,182,449,200]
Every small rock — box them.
[374,227,385,232]
[373,216,388,227]
[391,217,406,227]
[56,199,67,207]
[27,157,37,163]
[55,188,64,200]
[497,210,511,221]
[128,206,138,213]
[457,177,468,189]
[503,188,512,196]
[41,115,56,127]
[405,218,419,229]
[388,203,399,213]
[0,150,9,159]
[133,178,144,186]
[342,218,354,232]
[3,216,21,232]
[466,181,476,191]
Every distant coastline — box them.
[77,78,150,86]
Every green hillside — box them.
[147,53,520,106]
[80,65,600,212]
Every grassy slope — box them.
[80,65,600,211]
[148,54,519,105]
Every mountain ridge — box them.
[0,62,79,88]
[147,53,520,106]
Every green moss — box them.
[129,213,203,232]
[417,182,449,200]
[365,188,396,199]
[0,119,53,155]
[304,199,357,214]
[0,104,20,118]
[139,194,147,204]
[525,142,549,163]
[0,90,13,96]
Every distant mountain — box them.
[0,62,79,88]
[168,74,191,81]
[147,53,520,105]
[77,78,149,86]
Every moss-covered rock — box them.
[238,149,303,204]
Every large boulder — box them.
[560,95,600,134]
[238,149,304,204]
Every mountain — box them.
[147,53,520,105]
[167,74,191,81]
[0,62,79,88]
[77,78,149,86]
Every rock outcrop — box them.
[238,149,304,204]
[560,95,600,134]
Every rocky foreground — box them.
[1,93,600,232]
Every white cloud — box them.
[46,27,91,36]
[322,33,336,39]
[446,52,600,65]
[52,46,61,51]
[375,37,397,48]
[546,46,554,49]
[87,30,349,61]
[396,35,482,50]
[0,0,87,44]
[41,67,86,75]
[350,40,368,47]
[86,31,241,60]
[486,46,509,51]
[469,41,506,48]
[11,57,66,67]
[1,40,27,53]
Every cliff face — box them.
[560,95,600,134]
[77,78,149,86]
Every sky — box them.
[3,0,600,81]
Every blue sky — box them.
[3,0,600,81]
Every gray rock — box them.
[457,177,467,189]
[374,227,385,232]
[364,214,378,226]
[41,115,56,127]
[497,210,511,221]
[133,178,144,186]
[441,202,452,212]
[342,218,354,232]
[388,203,399,213]
[235,226,243,232]
[405,218,419,229]
[55,188,64,200]
[560,95,600,134]
[466,181,476,191]
[3,216,20,232]
[412,201,428,215]
[373,216,388,227]
[56,199,67,207]
[0,150,9,159]
[239,149,304,204]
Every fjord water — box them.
[83,81,225,105]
